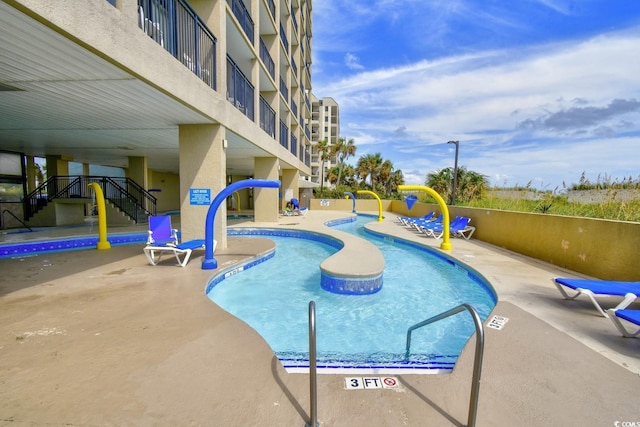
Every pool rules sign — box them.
[344,377,400,390]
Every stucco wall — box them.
[391,200,640,281]
[149,171,180,213]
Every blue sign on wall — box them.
[190,188,211,205]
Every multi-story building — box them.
[0,0,314,246]
[310,95,339,189]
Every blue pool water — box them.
[206,216,496,373]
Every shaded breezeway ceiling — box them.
[0,2,270,177]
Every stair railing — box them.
[23,176,156,222]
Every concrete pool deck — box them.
[0,210,638,426]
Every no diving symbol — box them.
[382,377,398,389]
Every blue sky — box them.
[311,0,640,191]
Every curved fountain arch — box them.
[202,179,281,270]
[356,190,383,222]
[344,192,356,213]
[398,185,452,250]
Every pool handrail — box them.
[405,303,484,427]
[306,300,318,427]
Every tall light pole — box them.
[447,140,459,205]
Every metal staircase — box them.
[24,176,157,224]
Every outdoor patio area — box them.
[0,210,638,426]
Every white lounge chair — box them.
[606,309,640,337]
[552,277,640,317]
[144,239,215,267]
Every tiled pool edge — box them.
[0,232,148,258]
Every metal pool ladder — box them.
[405,303,485,427]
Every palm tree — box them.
[379,159,394,195]
[316,139,330,192]
[425,167,488,203]
[331,137,357,186]
[458,168,489,201]
[388,169,405,195]
[341,164,357,188]
[356,153,383,191]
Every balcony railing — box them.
[279,22,289,53]
[227,55,255,120]
[280,120,289,149]
[260,96,276,138]
[280,77,289,102]
[291,134,297,156]
[138,0,217,89]
[265,0,275,21]
[291,5,298,36]
[291,99,297,117]
[228,0,254,44]
[259,38,275,80]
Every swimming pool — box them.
[206,215,496,374]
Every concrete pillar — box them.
[128,156,148,188]
[45,155,69,197]
[254,157,279,222]
[25,156,37,193]
[179,124,226,245]
[280,168,299,211]
[45,155,70,176]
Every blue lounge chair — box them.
[424,216,475,240]
[552,277,640,317]
[147,215,179,246]
[413,214,443,233]
[144,215,214,267]
[144,238,216,267]
[398,211,435,226]
[606,309,640,337]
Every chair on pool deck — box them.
[147,215,179,246]
[424,216,475,240]
[145,215,214,267]
[606,309,640,337]
[144,238,215,267]
[398,211,435,227]
[414,214,444,234]
[552,277,640,317]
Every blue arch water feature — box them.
[202,179,280,270]
[344,191,356,213]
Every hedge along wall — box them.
[311,198,640,281]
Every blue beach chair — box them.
[414,214,444,234]
[144,238,214,267]
[147,215,179,246]
[606,309,640,337]
[144,215,214,267]
[552,277,640,317]
[424,216,476,240]
[398,211,435,226]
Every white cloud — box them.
[344,53,365,70]
[313,4,640,189]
